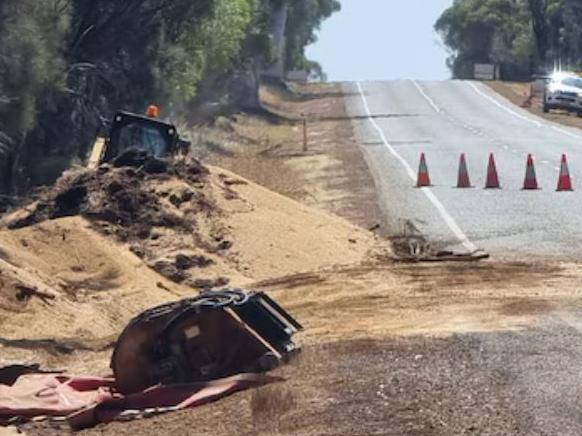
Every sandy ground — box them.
[24,257,582,435]
[195,83,383,232]
[7,82,582,435]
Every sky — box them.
[306,0,454,81]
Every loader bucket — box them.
[111,289,302,395]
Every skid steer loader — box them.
[87,105,190,168]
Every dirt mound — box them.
[0,217,191,342]
[0,151,386,371]
[6,151,208,242]
[2,152,383,292]
[1,154,233,287]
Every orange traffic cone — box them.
[485,153,500,188]
[557,154,573,191]
[457,153,472,188]
[416,153,430,187]
[523,154,539,190]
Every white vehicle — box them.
[543,72,582,116]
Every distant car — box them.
[543,73,582,116]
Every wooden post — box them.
[302,115,307,152]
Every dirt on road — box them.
[23,257,582,436]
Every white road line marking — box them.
[356,81,478,252]
[551,125,582,140]
[467,82,542,127]
[411,80,441,113]
[541,160,549,164]
[468,81,582,141]
[503,145,509,150]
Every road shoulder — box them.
[486,80,582,130]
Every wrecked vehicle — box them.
[112,289,303,394]
[0,289,301,429]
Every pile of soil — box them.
[1,146,383,302]
[0,146,383,351]
[2,151,231,288]
[7,150,208,239]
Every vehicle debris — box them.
[0,371,276,430]
[0,289,301,429]
[112,288,302,394]
[390,235,489,262]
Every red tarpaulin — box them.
[0,372,274,430]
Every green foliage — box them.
[285,0,341,72]
[436,0,582,78]
[66,0,215,109]
[202,0,257,72]
[161,0,259,102]
[0,0,69,136]
[436,0,533,78]
[0,0,339,122]
[0,0,340,195]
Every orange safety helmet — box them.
[145,104,160,118]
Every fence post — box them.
[302,114,307,152]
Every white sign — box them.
[286,70,309,82]
[474,64,497,80]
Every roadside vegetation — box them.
[436,0,582,80]
[0,0,340,200]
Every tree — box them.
[560,0,582,69]
[285,0,341,74]
[0,0,69,194]
[528,0,550,64]
[0,0,340,197]
[435,0,582,77]
[169,0,261,103]
[436,0,539,79]
[526,0,565,66]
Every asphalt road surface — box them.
[344,80,582,260]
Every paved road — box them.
[328,319,582,436]
[344,80,582,259]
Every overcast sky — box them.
[306,0,454,81]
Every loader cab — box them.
[104,111,178,161]
[88,109,189,168]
